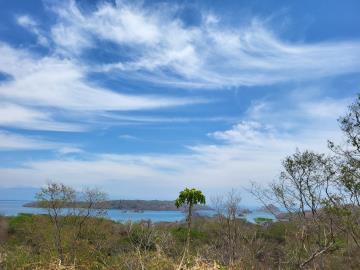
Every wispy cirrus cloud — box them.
[0,130,54,150]
[16,15,49,46]
[47,1,360,88]
[0,129,84,158]
[118,134,138,140]
[5,1,358,134]
[0,103,86,132]
[0,43,199,111]
[0,42,204,131]
[0,0,358,200]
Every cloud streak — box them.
[0,42,203,131]
[0,43,199,110]
[0,130,68,151]
[16,15,49,46]
[0,103,86,132]
[48,1,360,88]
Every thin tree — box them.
[36,182,76,264]
[175,188,206,268]
[212,189,242,266]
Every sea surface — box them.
[0,200,275,223]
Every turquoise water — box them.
[0,200,275,223]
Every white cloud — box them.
[299,98,351,119]
[16,15,49,46]
[56,146,83,155]
[0,130,84,153]
[118,134,137,140]
[0,43,198,111]
[0,124,334,198]
[0,95,347,198]
[0,1,357,201]
[0,103,86,132]
[48,1,360,88]
[0,131,58,151]
[16,15,37,28]
[98,113,235,125]
[51,23,90,54]
[0,43,203,131]
[210,121,276,146]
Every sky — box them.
[0,0,359,201]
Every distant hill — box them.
[24,199,213,211]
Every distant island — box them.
[23,200,213,212]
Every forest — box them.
[1,95,360,269]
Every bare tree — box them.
[72,187,107,241]
[212,189,242,266]
[70,187,108,262]
[36,182,76,264]
[36,182,108,265]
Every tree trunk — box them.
[54,224,64,264]
[177,203,193,270]
[186,204,192,253]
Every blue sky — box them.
[0,0,359,200]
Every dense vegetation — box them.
[1,95,360,269]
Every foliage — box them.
[2,212,359,269]
[175,188,206,209]
[254,217,273,223]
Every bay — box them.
[0,200,275,223]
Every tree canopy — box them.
[175,188,206,208]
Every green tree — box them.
[175,187,205,263]
[272,150,337,268]
[328,94,360,248]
